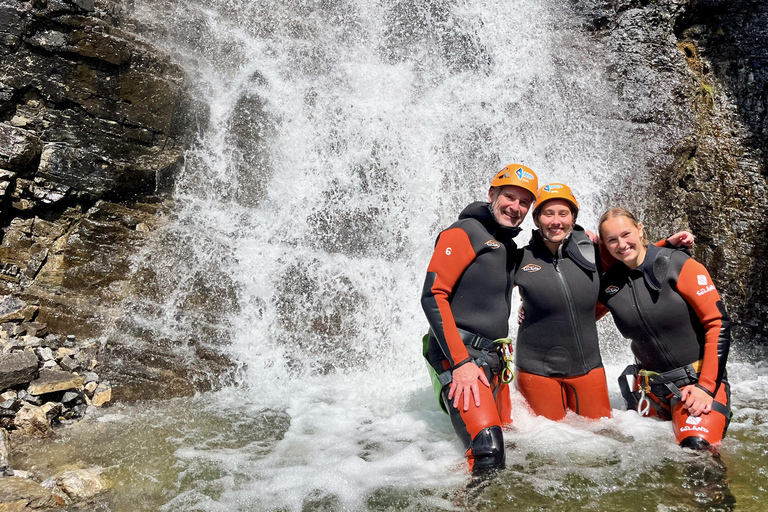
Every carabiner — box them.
[493,337,515,384]
[637,388,651,416]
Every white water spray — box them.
[49,0,765,510]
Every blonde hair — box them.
[598,207,648,246]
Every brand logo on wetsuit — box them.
[686,416,702,425]
[543,184,563,192]
[604,285,620,295]
[681,415,709,433]
[516,167,535,182]
[697,275,708,285]
[521,264,541,272]
[485,240,501,249]
[697,285,715,296]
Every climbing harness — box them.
[632,361,702,417]
[422,329,515,413]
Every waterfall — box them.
[44,1,763,510]
[121,0,637,378]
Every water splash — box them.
[41,0,765,510]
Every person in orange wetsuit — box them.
[598,207,731,450]
[513,183,611,421]
[421,164,538,475]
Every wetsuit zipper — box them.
[626,276,678,367]
[553,248,588,370]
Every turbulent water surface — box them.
[14,0,768,510]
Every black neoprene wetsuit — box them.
[513,227,604,377]
[598,245,730,397]
[421,201,520,369]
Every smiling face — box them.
[489,185,534,228]
[535,199,574,246]
[600,215,647,269]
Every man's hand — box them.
[448,363,490,412]
[680,385,713,417]
[668,231,695,249]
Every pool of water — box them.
[12,349,767,511]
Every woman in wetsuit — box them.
[513,184,611,420]
[597,207,731,450]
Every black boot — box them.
[470,426,505,475]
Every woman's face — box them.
[536,199,573,245]
[600,216,646,269]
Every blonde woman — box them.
[598,208,731,450]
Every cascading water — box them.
[13,1,768,510]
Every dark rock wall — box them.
[571,0,768,343]
[0,0,206,340]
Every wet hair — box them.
[598,207,648,246]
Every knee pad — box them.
[470,426,505,474]
[680,436,711,451]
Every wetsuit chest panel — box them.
[450,219,514,340]
[600,250,704,372]
[514,245,602,377]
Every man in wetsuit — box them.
[421,164,538,474]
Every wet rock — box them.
[0,476,60,509]
[40,401,61,422]
[571,0,768,342]
[37,142,132,199]
[55,467,105,500]
[33,347,54,363]
[90,381,110,407]
[0,427,8,470]
[0,124,42,172]
[0,351,38,389]
[13,403,52,437]
[58,355,77,372]
[0,297,37,324]
[27,369,84,395]
[83,381,96,397]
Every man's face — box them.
[488,185,534,228]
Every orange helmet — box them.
[534,183,579,217]
[490,164,538,201]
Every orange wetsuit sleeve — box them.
[422,227,477,367]
[595,301,609,321]
[674,259,730,395]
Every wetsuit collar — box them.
[529,225,597,272]
[637,244,667,291]
[459,201,522,241]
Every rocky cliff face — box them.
[0,0,216,399]
[571,0,768,343]
[0,0,766,407]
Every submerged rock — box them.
[55,467,106,501]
